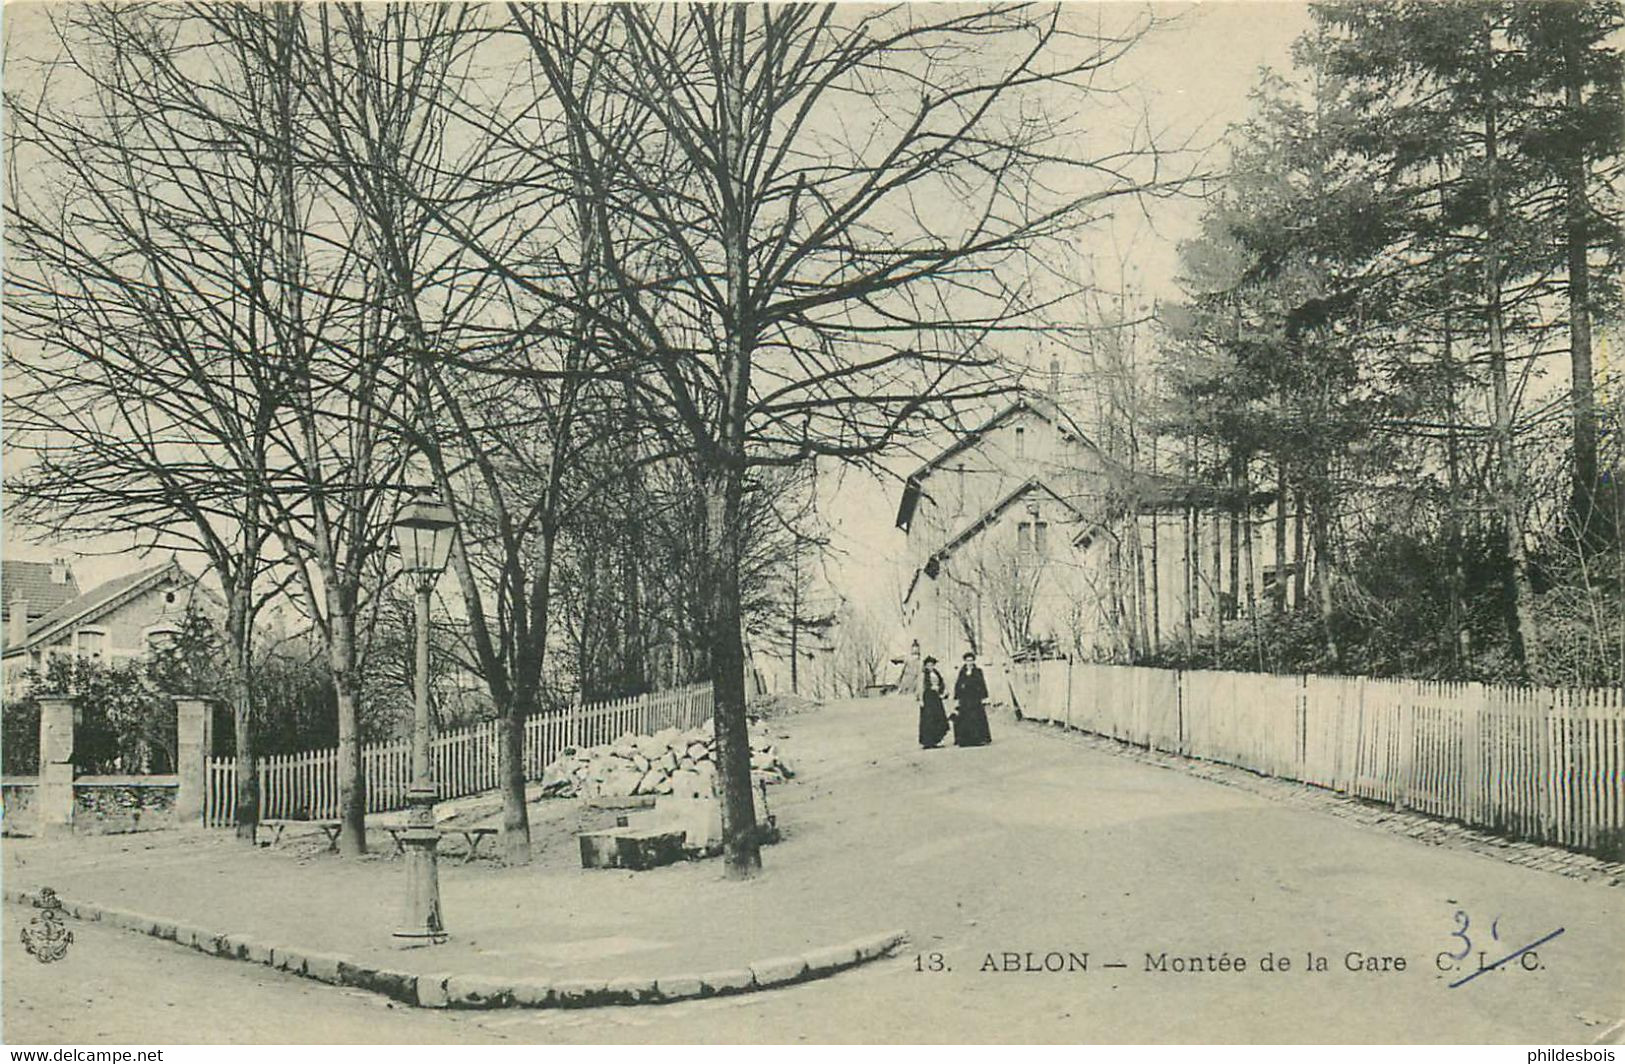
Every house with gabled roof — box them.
[2,557,220,691]
[896,390,1122,659]
[1,559,81,641]
[896,384,1296,663]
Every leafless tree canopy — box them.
[5,2,1182,874]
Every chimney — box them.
[49,557,70,585]
[1048,355,1061,397]
[9,596,29,646]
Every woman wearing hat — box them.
[918,655,949,749]
[951,650,992,747]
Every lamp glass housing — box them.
[394,494,456,576]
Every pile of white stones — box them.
[539,719,794,799]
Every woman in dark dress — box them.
[918,655,949,749]
[951,651,993,747]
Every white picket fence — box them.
[1009,659,1625,858]
[204,683,713,827]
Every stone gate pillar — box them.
[174,698,215,827]
[37,694,76,837]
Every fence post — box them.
[36,693,77,837]
[1461,682,1483,827]
[174,697,215,827]
[1297,674,1308,775]
[1394,681,1414,813]
[1064,655,1073,730]
[1175,670,1186,756]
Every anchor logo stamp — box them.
[19,887,74,964]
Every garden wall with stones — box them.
[1,780,38,836]
[73,777,178,834]
[1,776,178,836]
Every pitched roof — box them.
[903,477,1105,603]
[894,389,1277,531]
[931,477,1092,562]
[895,392,1100,531]
[1,561,81,621]
[3,559,186,656]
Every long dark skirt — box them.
[952,699,993,747]
[919,691,949,748]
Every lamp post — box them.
[392,489,457,947]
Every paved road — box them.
[6,696,1623,1044]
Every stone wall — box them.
[71,776,179,834]
[3,776,182,836]
[12,694,209,835]
[1,780,39,836]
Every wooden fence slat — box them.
[205,684,711,825]
[1007,663,1622,859]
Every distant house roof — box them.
[895,392,1100,532]
[893,390,1279,532]
[1,560,81,622]
[2,558,192,657]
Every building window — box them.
[1014,426,1025,458]
[76,629,107,663]
[1018,521,1049,557]
[146,626,180,653]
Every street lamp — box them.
[392,489,456,947]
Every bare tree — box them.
[3,4,333,842]
[466,3,1182,878]
[833,603,891,697]
[14,5,1181,879]
[164,3,431,855]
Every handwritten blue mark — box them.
[1449,927,1564,989]
[1448,910,1472,960]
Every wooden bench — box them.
[259,819,342,852]
[381,824,499,864]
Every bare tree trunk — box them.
[1211,446,1224,661]
[227,612,257,843]
[331,612,367,855]
[1150,507,1161,655]
[1131,508,1151,658]
[1310,483,1339,668]
[497,702,529,863]
[789,537,800,694]
[1228,463,1241,612]
[1240,461,1263,671]
[703,463,760,878]
[1273,462,1288,615]
[1292,486,1307,611]
[1562,26,1603,553]
[500,519,562,865]
[1183,503,1197,654]
[1111,533,1131,660]
[1482,31,1540,672]
[1442,309,1468,666]
[1149,442,1160,655]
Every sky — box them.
[0,1,1311,614]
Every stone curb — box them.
[4,886,907,1009]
